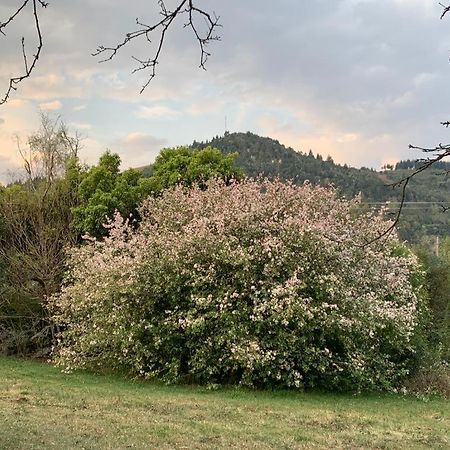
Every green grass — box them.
[0,357,449,449]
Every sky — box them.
[1,0,450,183]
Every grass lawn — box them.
[0,357,449,449]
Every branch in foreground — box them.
[366,142,450,246]
[92,0,221,93]
[440,2,450,19]
[373,5,450,243]
[0,0,48,105]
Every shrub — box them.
[52,179,426,391]
[415,241,450,362]
[403,362,450,399]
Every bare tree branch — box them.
[366,5,450,245]
[0,0,29,35]
[1,1,219,102]
[0,0,48,105]
[92,0,221,93]
[368,137,450,246]
[440,2,450,19]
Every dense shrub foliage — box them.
[52,179,425,391]
[416,239,450,362]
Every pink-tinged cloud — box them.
[39,100,62,111]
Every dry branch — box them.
[0,0,48,104]
[368,3,450,244]
[369,138,450,245]
[440,2,450,19]
[92,0,221,93]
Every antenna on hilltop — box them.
[224,115,228,135]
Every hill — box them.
[192,132,389,201]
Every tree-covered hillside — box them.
[192,132,390,201]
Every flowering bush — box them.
[52,179,425,391]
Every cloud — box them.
[0,101,41,183]
[74,136,106,168]
[39,100,62,111]
[0,152,22,185]
[69,122,92,130]
[136,105,181,120]
[206,0,450,166]
[6,99,27,108]
[257,113,422,169]
[109,132,168,168]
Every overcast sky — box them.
[1,0,450,182]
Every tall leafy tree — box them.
[149,146,243,191]
[72,151,145,238]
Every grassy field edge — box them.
[0,357,449,449]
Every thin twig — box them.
[440,2,450,19]
[0,0,29,35]
[366,142,450,246]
